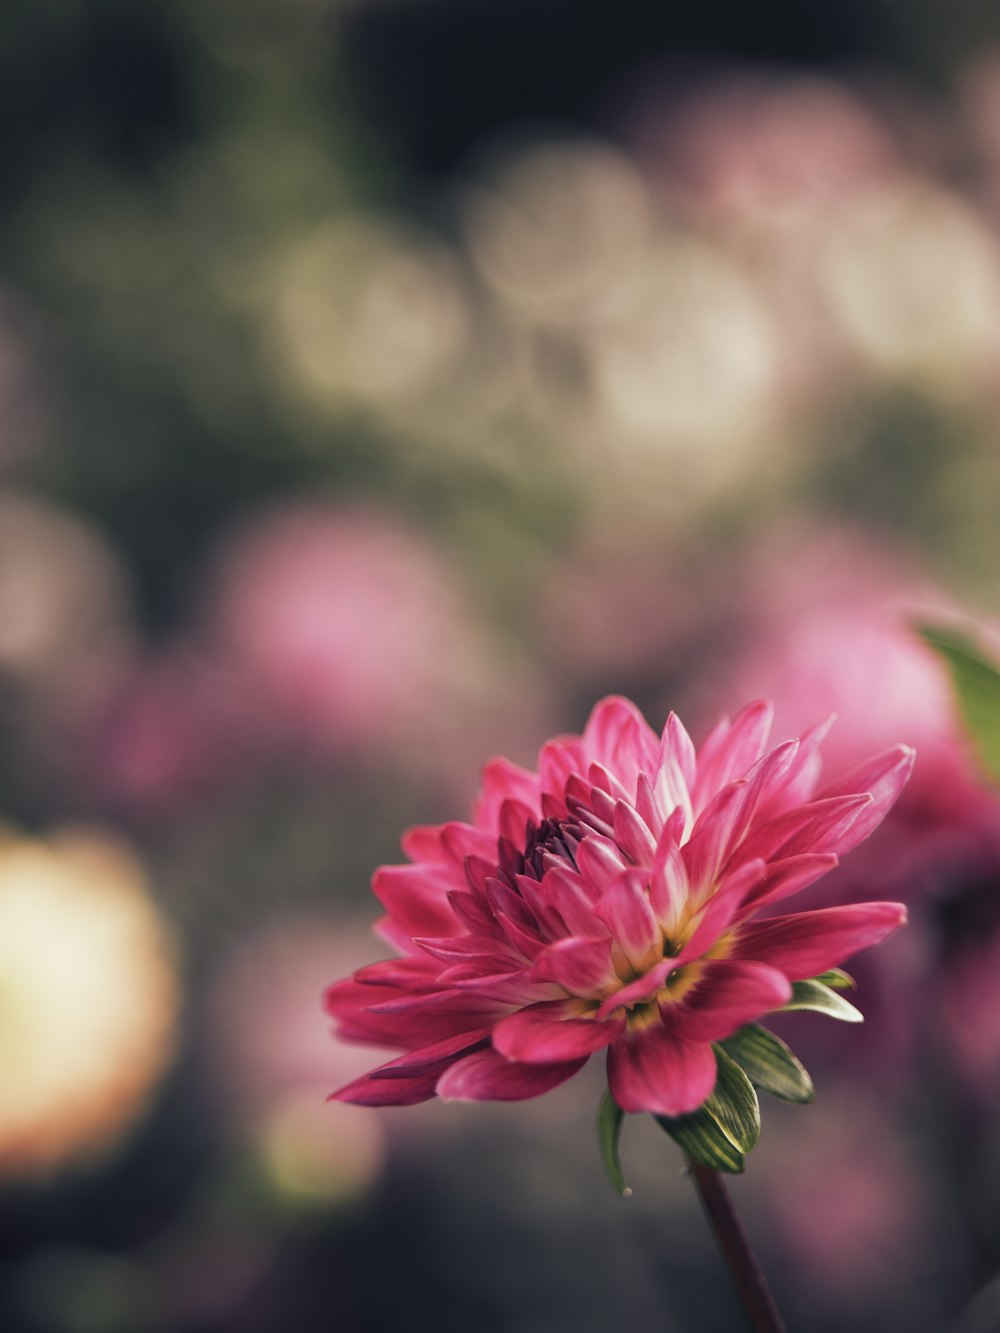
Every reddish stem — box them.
[686,1157,787,1333]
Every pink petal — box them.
[588,762,632,805]
[684,741,799,890]
[737,852,840,913]
[538,740,586,815]
[595,960,673,1019]
[492,1000,624,1063]
[734,793,872,865]
[594,870,661,971]
[731,902,908,980]
[330,1068,441,1106]
[369,989,507,1019]
[329,980,502,1048]
[447,888,497,934]
[436,965,544,1005]
[672,860,767,966]
[484,876,536,929]
[369,1029,493,1078]
[635,772,661,833]
[436,1049,587,1101]
[528,936,616,995]
[414,934,518,966]
[691,700,773,811]
[373,863,463,939]
[575,834,629,892]
[754,715,833,819]
[474,757,541,831]
[499,798,536,848]
[536,867,601,936]
[682,778,752,892]
[344,957,440,990]
[607,1023,717,1116]
[818,745,915,852]
[652,713,696,830]
[494,910,547,960]
[440,820,498,865]
[400,825,447,861]
[668,959,792,1041]
[649,825,689,929]
[613,800,657,864]
[584,693,661,778]
[513,874,567,937]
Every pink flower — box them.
[204,503,482,756]
[326,697,911,1117]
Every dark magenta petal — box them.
[373,863,464,940]
[493,1000,624,1063]
[330,1068,442,1106]
[730,902,908,980]
[607,1024,717,1116]
[528,936,616,995]
[436,1049,587,1101]
[669,959,792,1041]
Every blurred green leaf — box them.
[721,1024,816,1104]
[781,978,863,1023]
[596,1091,630,1197]
[812,968,855,991]
[918,623,1000,785]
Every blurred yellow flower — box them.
[0,828,179,1179]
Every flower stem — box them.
[685,1157,787,1333]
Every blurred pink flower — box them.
[327,696,910,1116]
[938,916,1000,1091]
[759,1095,927,1298]
[640,74,898,238]
[714,527,985,822]
[202,916,388,1204]
[203,503,527,778]
[207,917,390,1115]
[85,650,251,816]
[715,528,1000,1086]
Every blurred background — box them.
[2,1,1000,1329]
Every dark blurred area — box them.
[2,2,1000,1331]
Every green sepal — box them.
[721,1024,816,1104]
[781,978,863,1023]
[597,1091,631,1197]
[812,968,855,991]
[706,1045,761,1151]
[655,1046,760,1174]
[917,623,1000,786]
[655,1106,745,1174]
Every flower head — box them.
[326,697,911,1119]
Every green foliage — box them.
[721,1025,816,1104]
[780,978,863,1023]
[655,1046,760,1175]
[812,968,855,991]
[918,623,1000,786]
[596,1091,630,1197]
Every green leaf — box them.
[597,1091,631,1197]
[721,1024,816,1104]
[918,623,1000,785]
[707,1045,761,1151]
[655,1046,760,1174]
[656,1106,745,1174]
[781,978,863,1023]
[812,968,855,991]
